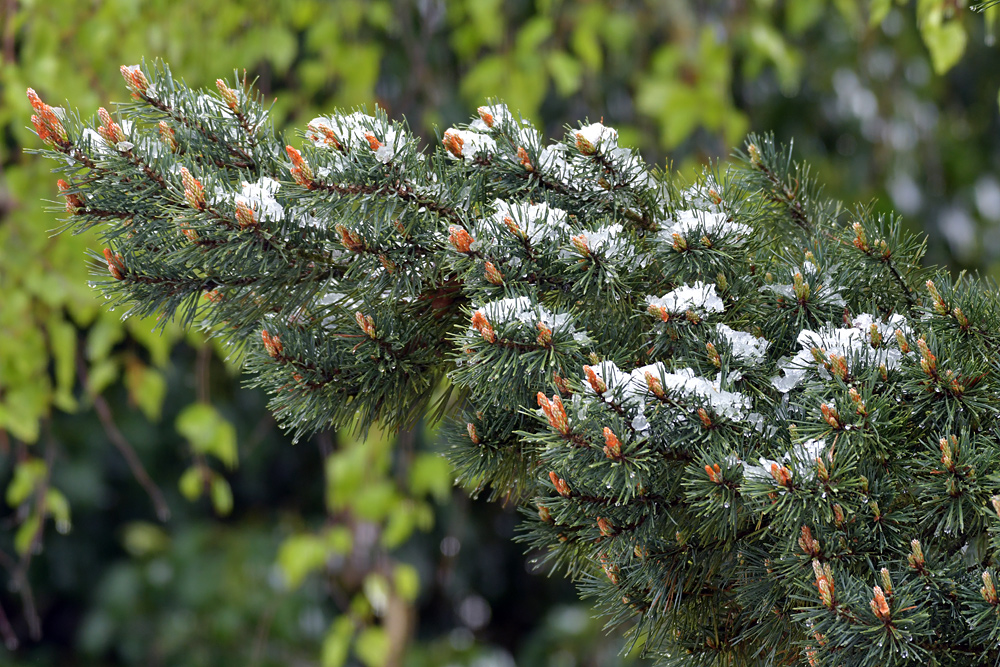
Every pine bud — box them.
[833,504,845,527]
[484,261,504,285]
[57,179,83,214]
[158,121,178,151]
[601,427,622,460]
[644,371,665,399]
[178,167,205,209]
[880,567,893,596]
[285,146,314,188]
[570,233,590,257]
[537,393,569,434]
[553,371,570,395]
[716,272,728,290]
[870,586,891,622]
[705,463,722,484]
[810,347,827,365]
[879,363,888,381]
[793,272,810,301]
[216,79,239,110]
[684,309,701,324]
[307,121,342,150]
[848,387,867,416]
[602,560,620,585]
[261,330,283,358]
[770,463,792,488]
[597,517,613,537]
[908,539,925,570]
[336,224,365,252]
[917,338,936,375]
[868,323,882,348]
[821,403,840,430]
[671,232,687,252]
[471,311,496,343]
[120,65,150,95]
[852,221,869,252]
[364,132,382,151]
[517,146,533,171]
[442,129,464,158]
[706,342,721,368]
[103,248,126,280]
[634,544,648,559]
[467,422,479,444]
[575,131,596,155]
[828,353,848,381]
[502,214,524,238]
[798,526,820,557]
[536,321,553,346]
[647,303,669,322]
[926,280,947,315]
[355,312,376,338]
[549,471,571,497]
[697,408,713,428]
[953,306,968,329]
[894,328,909,353]
[538,504,551,522]
[584,366,607,394]
[448,225,475,253]
[97,107,127,145]
[477,106,496,128]
[747,143,762,167]
[235,201,256,229]
[939,436,955,472]
[992,495,1000,519]
[815,456,829,483]
[27,88,68,145]
[984,572,999,605]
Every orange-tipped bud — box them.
[120,65,150,95]
[852,221,869,252]
[917,337,936,375]
[671,232,687,252]
[57,179,83,214]
[538,504,551,522]
[103,248,126,280]
[306,122,342,150]
[908,539,925,570]
[235,200,256,229]
[953,306,969,328]
[335,224,365,252]
[261,330,283,358]
[706,342,721,368]
[870,586,891,622]
[575,131,596,155]
[833,504,845,526]
[484,261,504,285]
[644,371,665,399]
[549,471,571,497]
[597,517,613,537]
[537,392,569,434]
[536,321,553,346]
[285,146,314,187]
[869,323,882,348]
[821,403,840,430]
[647,303,669,322]
[770,463,792,488]
[477,106,495,127]
[984,571,999,605]
[894,328,909,353]
[27,88,68,145]
[97,107,127,144]
[826,353,847,381]
[502,214,524,238]
[178,166,205,210]
[355,312,376,338]
[992,495,1000,519]
[570,234,590,257]
[603,427,622,460]
[364,132,382,151]
[471,310,496,343]
[158,121,178,151]
[203,289,223,303]
[516,146,534,171]
[216,79,239,110]
[378,254,396,273]
[927,280,947,315]
[448,225,475,253]
[705,463,722,484]
[798,525,820,557]
[602,558,620,584]
[553,371,570,395]
[697,408,713,428]
[467,422,479,444]
[442,129,464,158]
[584,365,607,394]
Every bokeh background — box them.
[1,1,999,665]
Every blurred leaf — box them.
[921,20,967,74]
[15,514,41,555]
[869,0,892,27]
[326,526,353,554]
[6,458,47,506]
[393,563,420,602]
[210,476,233,516]
[355,626,390,667]
[178,465,203,501]
[409,453,453,503]
[322,616,355,667]
[45,487,71,528]
[125,359,167,421]
[121,521,170,557]
[547,51,582,96]
[176,403,238,469]
[362,573,391,616]
[787,0,827,33]
[276,533,327,589]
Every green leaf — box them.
[276,533,328,589]
[125,360,166,421]
[326,526,353,554]
[354,626,389,667]
[6,458,47,506]
[922,20,968,75]
[869,0,892,27]
[121,521,170,557]
[14,514,41,555]
[321,617,355,667]
[210,476,233,516]
[175,403,238,469]
[47,314,78,412]
[546,51,582,97]
[393,563,420,602]
[45,488,71,529]
[408,453,453,503]
[178,465,203,501]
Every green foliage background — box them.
[2,0,1000,665]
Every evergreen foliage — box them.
[33,64,1000,666]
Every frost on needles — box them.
[30,63,1000,667]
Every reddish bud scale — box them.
[467,422,479,444]
[355,312,376,338]
[215,79,239,110]
[484,261,504,285]
[537,392,569,434]
[645,372,665,399]
[442,130,464,158]
[120,65,150,95]
[203,290,222,303]
[570,234,590,257]
[538,504,551,522]
[708,188,722,205]
[285,146,314,187]
[671,232,687,252]
[553,372,570,395]
[603,427,622,460]
[770,463,792,488]
[448,225,475,253]
[894,329,909,353]
[584,365,607,394]
[870,586,891,622]
[517,146,533,171]
[917,338,936,375]
[597,517,613,537]
[502,214,524,238]
[471,311,496,343]
[57,179,83,214]
[103,248,126,280]
[833,504,845,526]
[549,471,571,497]
[536,321,553,346]
[235,201,256,229]
[261,330,283,358]
[697,408,713,429]
[378,254,396,273]
[97,107,127,144]
[335,224,365,252]
[158,121,178,151]
[705,463,722,484]
[828,354,848,381]
[798,525,820,557]
[306,122,342,150]
[575,132,596,155]
[983,572,999,605]
[178,167,205,209]
[477,107,495,127]
[27,88,68,145]
[821,403,840,430]
[364,132,382,151]
[940,437,955,471]
[852,222,869,252]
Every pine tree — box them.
[31,63,1000,666]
